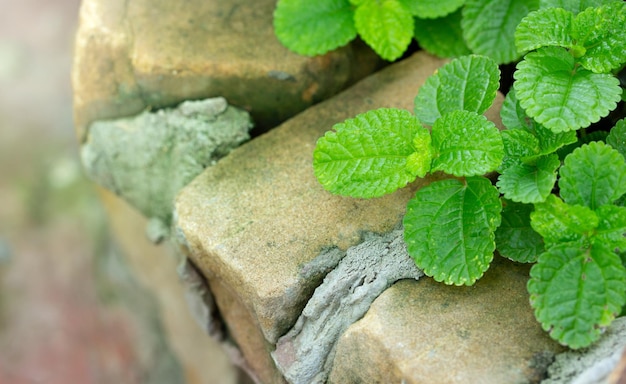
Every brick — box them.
[174,51,505,380]
[329,258,564,384]
[71,0,381,140]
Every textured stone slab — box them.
[175,51,504,381]
[328,257,564,384]
[72,0,381,140]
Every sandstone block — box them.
[72,0,381,140]
[174,51,504,382]
[329,258,564,384]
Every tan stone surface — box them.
[72,0,381,140]
[329,257,564,384]
[175,51,505,379]
[99,188,238,384]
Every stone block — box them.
[72,0,382,140]
[175,51,505,381]
[329,258,564,384]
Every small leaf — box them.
[528,242,626,349]
[399,0,465,18]
[462,0,539,64]
[496,200,544,263]
[274,0,357,56]
[500,128,541,170]
[415,55,500,126]
[501,89,537,131]
[497,154,560,203]
[539,0,614,15]
[431,110,504,177]
[413,9,472,58]
[515,7,574,53]
[500,89,577,153]
[354,0,414,61]
[572,1,626,73]
[607,118,626,160]
[531,195,598,246]
[595,205,626,253]
[313,108,430,198]
[533,124,578,155]
[559,142,626,209]
[404,176,502,285]
[514,46,622,132]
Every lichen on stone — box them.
[81,97,253,242]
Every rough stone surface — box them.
[81,97,251,242]
[175,51,504,382]
[72,0,382,140]
[272,229,423,384]
[542,317,626,384]
[329,257,564,384]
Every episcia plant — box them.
[274,0,540,63]
[312,0,626,349]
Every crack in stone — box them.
[272,228,423,384]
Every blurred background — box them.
[0,1,234,383]
[0,0,140,382]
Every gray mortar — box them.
[272,228,423,384]
[542,317,626,384]
[81,97,252,242]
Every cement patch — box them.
[272,229,423,384]
[81,97,252,242]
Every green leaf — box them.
[539,0,614,15]
[313,108,430,198]
[274,0,357,56]
[462,0,539,64]
[500,89,577,153]
[528,242,626,349]
[607,118,626,160]
[398,0,465,18]
[533,124,578,155]
[500,128,541,170]
[515,8,574,53]
[497,154,560,203]
[431,110,504,177]
[514,46,622,132]
[414,55,500,126]
[354,0,414,61]
[531,194,599,246]
[403,176,502,285]
[413,9,472,58]
[595,205,626,253]
[496,200,544,263]
[559,141,626,209]
[501,89,537,131]
[572,2,626,73]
